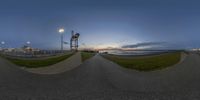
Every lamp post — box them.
[0,41,5,53]
[1,41,5,49]
[58,28,64,52]
[25,41,31,54]
[26,41,31,46]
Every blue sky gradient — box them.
[0,0,200,50]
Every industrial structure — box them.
[70,30,80,51]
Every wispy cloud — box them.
[121,42,166,49]
[82,42,180,51]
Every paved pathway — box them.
[0,52,200,100]
[22,52,82,74]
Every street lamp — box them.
[58,28,65,52]
[1,41,5,48]
[1,41,5,45]
[27,41,31,45]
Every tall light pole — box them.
[1,41,5,49]
[26,41,31,46]
[59,28,64,52]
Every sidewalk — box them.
[22,52,82,74]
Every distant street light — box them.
[1,41,5,49]
[27,41,31,45]
[1,41,5,45]
[58,28,65,51]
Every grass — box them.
[81,52,96,62]
[102,52,181,71]
[3,53,75,68]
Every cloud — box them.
[121,42,166,49]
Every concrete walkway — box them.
[1,52,200,99]
[22,52,82,74]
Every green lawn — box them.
[102,52,181,71]
[81,52,96,62]
[4,53,74,68]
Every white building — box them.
[3,48,15,52]
[192,48,200,51]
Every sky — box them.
[0,0,200,50]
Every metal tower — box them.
[70,30,80,51]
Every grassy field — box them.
[102,52,181,71]
[81,52,96,62]
[4,53,74,68]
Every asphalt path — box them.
[0,53,200,100]
[22,52,82,74]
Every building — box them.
[191,48,200,51]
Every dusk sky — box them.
[0,0,200,50]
